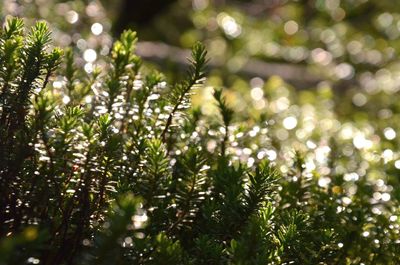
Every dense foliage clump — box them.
[1,18,400,265]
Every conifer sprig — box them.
[161,42,207,142]
[213,88,234,156]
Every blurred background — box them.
[2,0,400,208]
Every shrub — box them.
[0,17,399,265]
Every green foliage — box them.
[1,16,400,265]
[161,42,207,142]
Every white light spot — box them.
[192,0,208,10]
[340,123,354,139]
[250,77,264,88]
[338,242,343,248]
[342,196,352,205]
[85,95,92,104]
[318,177,331,188]
[275,97,290,112]
[276,129,288,140]
[243,148,252,155]
[376,179,384,187]
[77,39,87,50]
[84,63,93,73]
[382,149,394,163]
[62,95,70,104]
[266,150,277,161]
[257,151,265,159]
[66,10,79,24]
[353,134,372,149]
[283,116,297,130]
[381,193,391,202]
[305,161,316,171]
[372,207,382,215]
[352,93,367,106]
[395,160,400,169]
[250,87,264,101]
[124,236,133,244]
[343,172,359,182]
[335,63,354,80]
[53,81,63,89]
[362,231,370,237]
[390,215,398,222]
[148,94,160,100]
[247,157,255,167]
[284,20,299,35]
[219,14,242,38]
[83,49,97,63]
[373,192,382,200]
[91,23,103,35]
[378,12,393,27]
[315,146,331,164]
[27,257,40,264]
[384,127,396,140]
[254,99,266,109]
[306,140,317,149]
[249,130,257,137]
[311,48,332,65]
